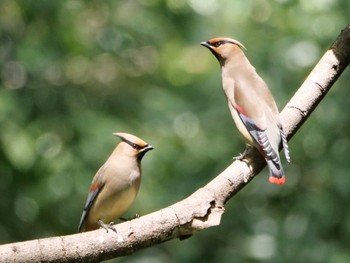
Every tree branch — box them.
[1,24,349,263]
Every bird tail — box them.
[266,158,286,185]
[255,129,286,185]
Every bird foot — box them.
[233,147,254,163]
[98,219,117,233]
[233,152,246,161]
[234,151,251,183]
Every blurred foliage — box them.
[0,0,350,262]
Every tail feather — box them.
[255,129,287,185]
[266,158,286,185]
[279,127,291,162]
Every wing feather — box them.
[78,164,107,232]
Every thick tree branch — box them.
[1,24,349,263]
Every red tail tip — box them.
[269,176,286,185]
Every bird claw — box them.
[234,150,252,183]
[233,149,249,163]
[233,147,255,163]
[233,152,245,161]
[98,220,117,233]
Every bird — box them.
[78,132,154,232]
[201,37,290,184]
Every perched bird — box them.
[78,132,154,232]
[201,37,290,184]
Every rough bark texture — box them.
[0,24,349,263]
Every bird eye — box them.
[132,143,139,149]
[122,138,144,150]
[214,41,222,47]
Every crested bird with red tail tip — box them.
[201,37,290,184]
[78,132,154,232]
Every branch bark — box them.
[1,24,349,263]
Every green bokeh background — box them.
[1,0,350,262]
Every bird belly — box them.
[86,171,141,229]
[86,186,138,228]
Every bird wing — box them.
[78,164,107,232]
[232,80,280,166]
[236,110,279,164]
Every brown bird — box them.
[78,132,154,232]
[201,37,290,184]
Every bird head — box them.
[201,37,246,64]
[113,132,154,160]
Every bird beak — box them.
[137,144,154,161]
[200,41,211,48]
[143,145,154,152]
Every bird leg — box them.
[98,219,117,233]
